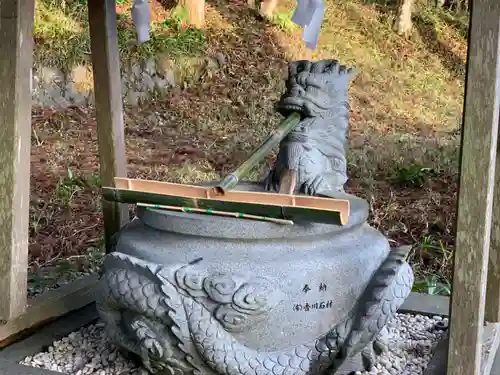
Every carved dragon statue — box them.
[264,59,355,196]
[97,247,413,375]
[97,59,414,375]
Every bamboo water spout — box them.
[213,112,301,195]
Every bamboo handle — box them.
[278,169,298,196]
[213,112,301,195]
[137,202,294,225]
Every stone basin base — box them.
[96,187,414,375]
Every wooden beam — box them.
[0,275,98,348]
[0,304,98,362]
[0,0,35,321]
[0,361,64,375]
[87,0,129,252]
[425,332,449,375]
[447,0,500,374]
[486,63,500,323]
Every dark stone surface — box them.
[423,332,448,375]
[400,292,450,317]
[0,360,64,375]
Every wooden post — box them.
[87,0,129,252]
[447,0,500,374]
[0,0,35,321]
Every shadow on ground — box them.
[413,14,466,80]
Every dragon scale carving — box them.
[97,247,413,375]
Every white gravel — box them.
[356,313,447,375]
[20,313,446,375]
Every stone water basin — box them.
[102,183,390,352]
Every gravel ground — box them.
[356,313,447,375]
[20,313,447,375]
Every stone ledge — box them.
[32,55,222,108]
[400,292,449,317]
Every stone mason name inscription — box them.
[293,282,333,311]
[293,300,334,312]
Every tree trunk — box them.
[260,0,278,18]
[181,0,205,28]
[393,0,415,36]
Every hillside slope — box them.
[30,0,467,290]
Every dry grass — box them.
[29,0,467,290]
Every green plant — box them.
[85,247,106,273]
[269,12,298,31]
[413,274,452,296]
[421,235,453,264]
[169,6,189,27]
[77,0,128,5]
[34,0,90,70]
[55,168,87,205]
[89,174,102,188]
[116,15,207,59]
[394,165,438,187]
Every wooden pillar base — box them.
[0,0,36,321]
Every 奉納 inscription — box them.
[293,300,333,312]
[301,282,327,293]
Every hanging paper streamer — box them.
[291,0,326,50]
[132,0,151,44]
